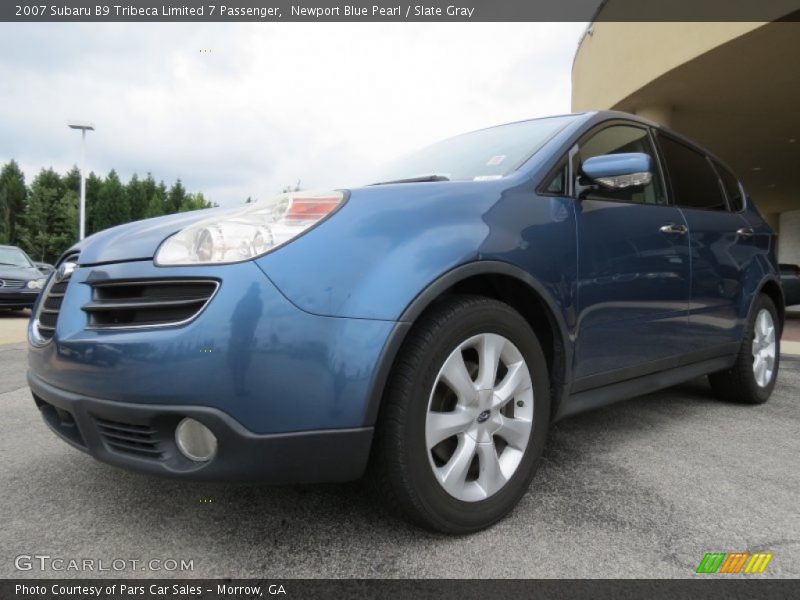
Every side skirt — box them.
[554,355,736,422]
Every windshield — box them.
[371,115,577,184]
[0,247,33,268]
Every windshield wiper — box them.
[371,174,450,185]
[0,262,24,267]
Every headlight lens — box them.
[27,278,46,290]
[155,191,345,266]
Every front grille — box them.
[94,417,163,458]
[0,278,26,289]
[35,253,78,341]
[83,279,218,329]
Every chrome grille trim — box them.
[82,279,219,330]
[30,253,79,345]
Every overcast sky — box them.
[0,22,586,206]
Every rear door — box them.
[655,133,754,352]
[572,124,691,386]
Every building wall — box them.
[572,22,762,114]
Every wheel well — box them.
[426,273,567,409]
[759,279,785,331]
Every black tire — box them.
[708,294,780,404]
[372,295,550,534]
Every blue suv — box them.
[28,111,783,533]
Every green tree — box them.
[166,179,187,213]
[126,173,149,222]
[143,178,167,218]
[93,170,130,232]
[18,168,72,262]
[180,192,214,212]
[0,160,27,245]
[84,172,102,235]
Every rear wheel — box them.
[372,296,550,534]
[709,294,780,404]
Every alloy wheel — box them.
[425,333,533,502]
[752,308,776,388]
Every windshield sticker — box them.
[486,155,506,166]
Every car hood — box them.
[70,207,234,265]
[0,265,44,281]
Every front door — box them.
[571,124,691,387]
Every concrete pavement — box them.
[1,336,798,578]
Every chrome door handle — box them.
[737,227,755,237]
[660,223,687,235]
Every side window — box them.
[543,161,568,195]
[657,134,728,211]
[574,125,666,205]
[714,161,745,212]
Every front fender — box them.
[256,180,516,320]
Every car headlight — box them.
[155,191,345,266]
[27,278,46,290]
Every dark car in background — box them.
[27,111,784,533]
[780,264,800,306]
[0,245,48,311]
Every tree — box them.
[126,173,149,222]
[93,170,130,232]
[0,160,27,245]
[281,180,302,193]
[166,179,187,214]
[84,172,102,235]
[18,168,70,262]
[180,192,214,212]
[143,178,167,218]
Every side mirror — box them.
[580,152,653,190]
[34,262,54,275]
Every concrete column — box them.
[779,210,800,264]
[635,104,673,127]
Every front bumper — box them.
[29,371,373,482]
[0,290,38,307]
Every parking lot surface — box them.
[1,312,798,578]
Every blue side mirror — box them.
[581,152,653,189]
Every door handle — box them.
[736,227,755,237]
[659,223,688,235]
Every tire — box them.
[372,295,550,534]
[708,294,780,404]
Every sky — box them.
[0,22,587,207]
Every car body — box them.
[779,263,800,306]
[34,261,55,276]
[0,245,48,310]
[28,111,784,531]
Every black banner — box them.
[4,579,800,600]
[3,0,800,22]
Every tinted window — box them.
[575,125,666,205]
[544,162,568,195]
[714,162,744,212]
[657,134,727,210]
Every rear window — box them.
[714,162,745,212]
[657,134,728,211]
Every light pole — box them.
[67,121,95,240]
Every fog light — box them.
[175,418,217,462]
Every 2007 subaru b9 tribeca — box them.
[28,111,784,533]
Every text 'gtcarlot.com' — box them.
[14,554,193,572]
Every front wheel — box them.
[709,294,780,404]
[372,296,550,534]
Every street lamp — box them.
[67,121,95,240]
